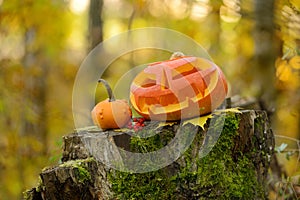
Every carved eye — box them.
[141,79,156,88]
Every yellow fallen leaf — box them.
[156,121,178,129]
[276,60,292,82]
[289,55,300,69]
[290,0,300,12]
[181,107,242,129]
[182,114,212,129]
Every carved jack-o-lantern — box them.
[129,54,228,121]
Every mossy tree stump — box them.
[24,110,274,200]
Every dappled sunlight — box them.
[69,0,89,14]
[0,34,24,60]
[165,0,189,19]
[190,1,211,21]
[103,19,127,39]
[220,5,241,23]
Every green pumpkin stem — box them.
[98,79,116,102]
[170,52,185,60]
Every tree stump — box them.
[24,110,274,200]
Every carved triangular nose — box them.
[160,69,170,90]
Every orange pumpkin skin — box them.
[130,56,228,121]
[91,99,132,129]
[92,79,132,129]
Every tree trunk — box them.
[22,27,49,154]
[18,27,49,197]
[24,110,275,199]
[88,0,104,51]
[253,0,279,111]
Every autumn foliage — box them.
[0,0,299,199]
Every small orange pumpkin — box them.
[130,53,228,121]
[91,79,132,129]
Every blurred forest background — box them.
[0,0,299,199]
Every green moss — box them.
[109,170,177,199]
[130,125,175,153]
[108,113,265,199]
[74,165,91,183]
[35,176,44,193]
[59,158,93,183]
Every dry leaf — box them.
[156,121,178,129]
[182,114,212,129]
[289,56,300,69]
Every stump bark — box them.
[24,110,275,200]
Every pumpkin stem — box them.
[98,79,116,102]
[170,52,185,60]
